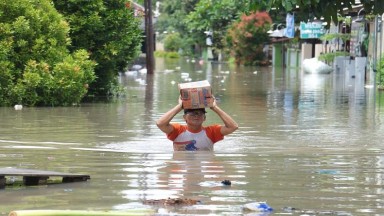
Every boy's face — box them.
[184,110,206,126]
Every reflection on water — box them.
[1,57,384,215]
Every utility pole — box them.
[144,0,154,74]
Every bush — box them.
[377,55,384,90]
[154,51,180,58]
[0,0,96,106]
[53,0,142,97]
[166,51,180,58]
[225,11,272,66]
[163,32,183,52]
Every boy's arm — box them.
[210,99,239,136]
[156,98,183,134]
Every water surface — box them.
[1,58,384,215]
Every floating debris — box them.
[317,169,340,175]
[164,69,175,73]
[131,64,143,71]
[0,167,90,189]
[143,197,200,206]
[8,209,154,216]
[138,68,147,74]
[221,179,231,186]
[282,206,299,212]
[14,105,23,110]
[243,202,273,212]
[281,206,351,215]
[181,72,189,78]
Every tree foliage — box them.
[156,0,198,34]
[226,11,272,65]
[378,56,384,89]
[185,0,248,51]
[0,0,96,106]
[163,32,183,52]
[250,0,384,26]
[53,0,143,97]
[156,0,199,56]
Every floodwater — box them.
[1,57,384,215]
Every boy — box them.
[156,98,238,151]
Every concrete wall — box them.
[301,43,312,60]
[314,44,323,58]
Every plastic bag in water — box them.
[243,202,273,212]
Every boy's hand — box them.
[210,96,217,110]
[178,97,183,109]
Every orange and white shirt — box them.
[167,123,224,151]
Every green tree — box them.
[156,0,199,56]
[53,0,142,97]
[377,56,384,89]
[250,0,384,26]
[226,11,272,65]
[163,32,183,52]
[0,0,96,106]
[156,0,198,35]
[185,0,248,57]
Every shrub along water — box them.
[53,0,142,98]
[0,0,96,106]
[225,11,272,66]
[378,56,384,90]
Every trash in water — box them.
[221,179,231,186]
[243,202,273,212]
[282,206,299,212]
[317,169,340,175]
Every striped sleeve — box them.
[205,124,224,143]
[167,123,186,141]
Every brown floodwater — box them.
[1,57,384,215]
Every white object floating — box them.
[181,72,189,78]
[164,69,175,73]
[131,64,143,71]
[138,68,147,74]
[125,70,138,76]
[135,78,146,85]
[14,104,23,110]
[302,58,333,74]
[243,202,273,212]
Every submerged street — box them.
[1,57,384,215]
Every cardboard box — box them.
[178,80,213,109]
